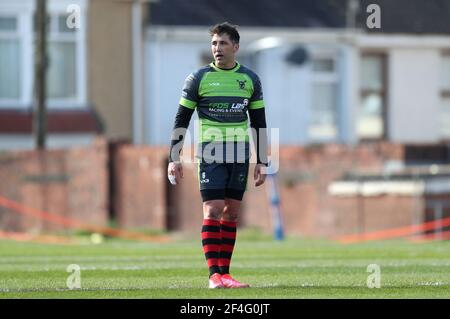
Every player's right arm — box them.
[167,72,200,184]
[167,105,193,185]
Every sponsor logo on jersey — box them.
[231,99,248,110]
[200,172,210,184]
[209,102,229,109]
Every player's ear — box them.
[233,42,239,53]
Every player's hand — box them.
[168,162,183,185]
[254,163,266,187]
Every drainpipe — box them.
[346,0,360,29]
[132,0,144,144]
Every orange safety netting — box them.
[336,217,450,243]
[0,195,170,243]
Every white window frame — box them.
[308,49,340,142]
[358,52,387,141]
[0,1,33,108]
[440,52,450,140]
[46,0,87,108]
[0,16,21,103]
[0,0,87,109]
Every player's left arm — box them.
[248,74,268,187]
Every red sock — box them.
[219,220,237,275]
[201,219,221,276]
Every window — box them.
[309,57,338,140]
[440,53,450,139]
[45,14,78,100]
[0,16,21,100]
[358,54,386,140]
[0,0,86,109]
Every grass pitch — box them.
[0,231,448,299]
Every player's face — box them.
[211,33,239,69]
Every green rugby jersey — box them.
[179,61,265,143]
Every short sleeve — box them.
[249,74,265,110]
[179,72,200,109]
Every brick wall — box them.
[112,142,420,238]
[113,145,167,230]
[331,195,422,237]
[1,140,435,238]
[166,162,203,231]
[276,143,406,237]
[0,138,108,233]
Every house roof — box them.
[358,0,450,34]
[149,0,450,34]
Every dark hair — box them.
[209,22,240,43]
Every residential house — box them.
[0,0,148,149]
[144,0,450,147]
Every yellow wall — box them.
[88,0,136,140]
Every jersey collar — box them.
[210,61,240,73]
